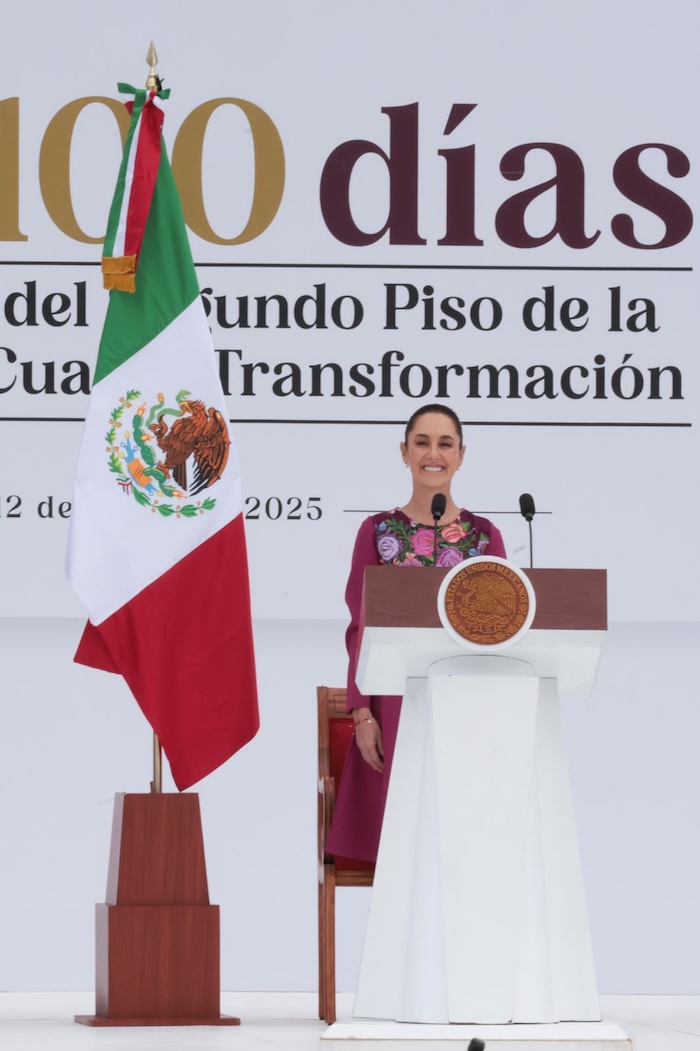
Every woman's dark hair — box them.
[404,404,463,446]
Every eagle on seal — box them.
[149,398,230,496]
[461,574,517,618]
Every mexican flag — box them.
[66,83,259,791]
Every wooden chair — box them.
[317,686,375,1024]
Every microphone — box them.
[519,492,536,568]
[431,493,446,566]
[431,493,447,522]
[519,492,535,522]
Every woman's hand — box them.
[353,706,384,773]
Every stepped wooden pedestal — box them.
[75,792,238,1027]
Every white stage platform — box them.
[0,994,698,1051]
[323,1019,630,1051]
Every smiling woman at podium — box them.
[327,404,506,862]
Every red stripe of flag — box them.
[123,94,165,261]
[75,515,259,790]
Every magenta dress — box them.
[326,508,507,863]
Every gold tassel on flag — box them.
[101,254,137,292]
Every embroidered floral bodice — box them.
[373,508,492,568]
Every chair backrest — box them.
[317,686,374,877]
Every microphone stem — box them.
[433,521,439,565]
[528,520,534,569]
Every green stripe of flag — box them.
[94,144,200,385]
[101,88,146,262]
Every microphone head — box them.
[519,492,535,522]
[431,493,447,522]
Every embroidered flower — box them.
[411,528,436,557]
[377,532,401,563]
[467,533,490,557]
[436,546,464,568]
[440,521,467,543]
[397,551,422,566]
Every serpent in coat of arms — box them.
[106,388,230,517]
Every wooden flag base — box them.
[76,1014,239,1028]
[75,792,237,1027]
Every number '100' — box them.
[0,97,284,245]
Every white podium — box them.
[352,565,606,1025]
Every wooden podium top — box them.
[361,566,607,632]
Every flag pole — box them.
[151,733,163,793]
[145,43,163,800]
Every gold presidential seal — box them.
[442,558,532,646]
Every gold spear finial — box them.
[145,42,159,91]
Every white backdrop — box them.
[0,0,698,994]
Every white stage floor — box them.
[0,994,697,1051]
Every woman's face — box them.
[400,412,465,491]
